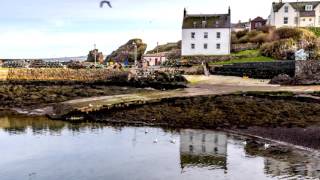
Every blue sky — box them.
[0,0,276,58]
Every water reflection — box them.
[0,115,320,180]
[180,129,227,170]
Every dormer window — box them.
[306,5,313,11]
[202,21,207,28]
[215,21,219,26]
[193,22,197,28]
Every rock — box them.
[106,39,147,64]
[246,139,264,149]
[270,74,294,85]
[87,49,104,64]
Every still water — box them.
[0,116,319,180]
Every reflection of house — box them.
[265,156,320,179]
[180,129,228,169]
[181,8,231,56]
[269,1,320,28]
[232,21,250,32]
[250,17,267,30]
[142,52,168,66]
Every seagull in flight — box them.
[100,1,112,8]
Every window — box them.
[285,6,289,13]
[204,43,208,49]
[202,21,207,28]
[302,18,306,22]
[216,43,221,49]
[204,32,208,38]
[305,5,313,11]
[310,18,312,22]
[191,32,195,39]
[216,32,221,38]
[215,21,219,26]
[191,43,195,49]
[193,21,197,28]
[295,17,298,24]
[284,17,288,24]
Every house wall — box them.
[182,28,231,56]
[142,56,166,66]
[272,3,299,28]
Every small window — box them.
[216,32,221,38]
[193,21,197,28]
[204,32,208,38]
[215,21,219,26]
[302,18,306,22]
[204,43,208,49]
[191,32,195,39]
[295,17,298,24]
[202,21,207,28]
[305,5,313,11]
[191,44,195,49]
[216,43,221,49]
[285,6,289,13]
[284,17,288,24]
[310,18,312,22]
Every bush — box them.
[249,33,269,44]
[260,38,297,60]
[236,30,249,39]
[306,27,320,37]
[274,27,316,41]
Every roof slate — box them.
[182,14,231,29]
[273,1,320,12]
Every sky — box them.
[0,0,278,58]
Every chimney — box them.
[228,6,231,15]
[184,8,187,18]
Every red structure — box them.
[250,17,267,30]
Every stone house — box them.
[142,52,168,66]
[250,16,267,30]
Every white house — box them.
[181,8,231,56]
[269,1,320,28]
[142,52,168,66]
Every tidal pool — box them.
[0,115,319,180]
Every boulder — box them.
[270,74,294,85]
[106,39,147,64]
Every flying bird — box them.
[100,1,112,8]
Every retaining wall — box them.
[211,61,296,79]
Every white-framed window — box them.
[216,32,221,38]
[215,21,219,26]
[285,6,289,13]
[202,21,207,28]
[302,18,306,22]
[193,22,197,28]
[204,43,208,49]
[305,5,313,11]
[284,17,289,24]
[310,18,313,22]
[295,17,298,24]
[191,43,195,49]
[216,43,221,50]
[204,32,208,38]
[191,32,195,39]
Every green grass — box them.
[231,49,260,57]
[210,56,275,65]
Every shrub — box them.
[274,27,316,41]
[249,33,269,44]
[238,35,250,43]
[306,27,320,37]
[260,38,297,60]
[236,30,249,39]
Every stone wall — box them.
[6,68,128,82]
[211,61,295,79]
[231,43,260,52]
[294,60,320,84]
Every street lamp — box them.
[93,44,97,68]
